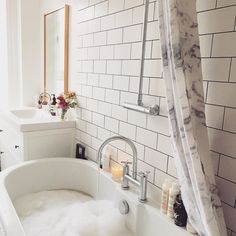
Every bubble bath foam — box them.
[13,190,133,236]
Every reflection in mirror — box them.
[44,5,69,95]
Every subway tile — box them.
[87,73,99,86]
[77,48,88,60]
[105,117,119,133]
[82,60,93,73]
[126,141,145,160]
[125,0,143,9]
[123,24,142,43]
[149,78,166,97]
[91,137,102,150]
[94,1,108,17]
[152,40,162,59]
[99,74,113,88]
[76,0,89,10]
[81,109,92,122]
[101,14,115,30]
[81,85,93,97]
[222,202,236,232]
[210,151,220,175]
[120,91,138,105]
[154,169,176,189]
[199,35,213,58]
[207,82,236,108]
[107,60,122,75]
[212,32,236,57]
[196,0,216,12]
[205,104,224,129]
[136,127,157,149]
[216,176,236,206]
[145,147,168,171]
[98,127,111,141]
[107,28,123,44]
[115,9,133,28]
[119,122,136,140]
[100,45,114,59]
[88,18,101,33]
[87,47,100,60]
[94,60,106,74]
[98,101,112,116]
[147,115,170,136]
[87,98,98,112]
[94,31,107,46]
[93,87,105,101]
[109,0,124,13]
[105,89,120,104]
[133,5,144,24]
[159,98,168,117]
[208,128,236,158]
[219,155,236,183]
[76,119,87,132]
[217,0,236,7]
[157,135,173,156]
[167,157,177,177]
[224,108,236,133]
[229,58,236,82]
[112,104,128,122]
[143,59,163,77]
[122,60,141,76]
[146,21,160,40]
[86,122,98,137]
[83,34,93,47]
[78,6,94,23]
[92,112,105,127]
[113,75,130,91]
[128,110,147,128]
[198,7,236,34]
[129,76,140,93]
[114,44,131,59]
[80,131,92,146]
[201,58,231,82]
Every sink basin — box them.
[0,107,76,132]
[10,109,51,119]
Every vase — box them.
[61,109,68,121]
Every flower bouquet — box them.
[57,92,78,120]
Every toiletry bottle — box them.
[38,95,43,109]
[161,179,172,214]
[173,193,188,227]
[50,94,57,116]
[167,182,180,218]
[102,147,111,172]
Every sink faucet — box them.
[97,136,149,203]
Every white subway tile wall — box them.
[197,0,236,234]
[69,0,236,234]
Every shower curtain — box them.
[158,0,227,235]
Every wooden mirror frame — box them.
[44,4,69,94]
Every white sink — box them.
[10,109,51,119]
[0,107,76,132]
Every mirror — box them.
[44,5,69,95]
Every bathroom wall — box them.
[39,0,236,234]
[197,1,236,235]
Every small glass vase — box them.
[61,109,68,121]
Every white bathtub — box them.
[0,158,191,236]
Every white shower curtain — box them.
[158,0,227,235]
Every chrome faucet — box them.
[97,136,149,203]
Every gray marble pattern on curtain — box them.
[158,0,227,235]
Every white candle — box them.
[111,165,123,182]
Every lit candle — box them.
[111,164,123,182]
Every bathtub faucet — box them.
[97,136,148,203]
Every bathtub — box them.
[0,158,191,236]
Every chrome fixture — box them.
[97,136,149,202]
[123,0,159,116]
[119,200,129,215]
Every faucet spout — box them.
[97,136,138,180]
